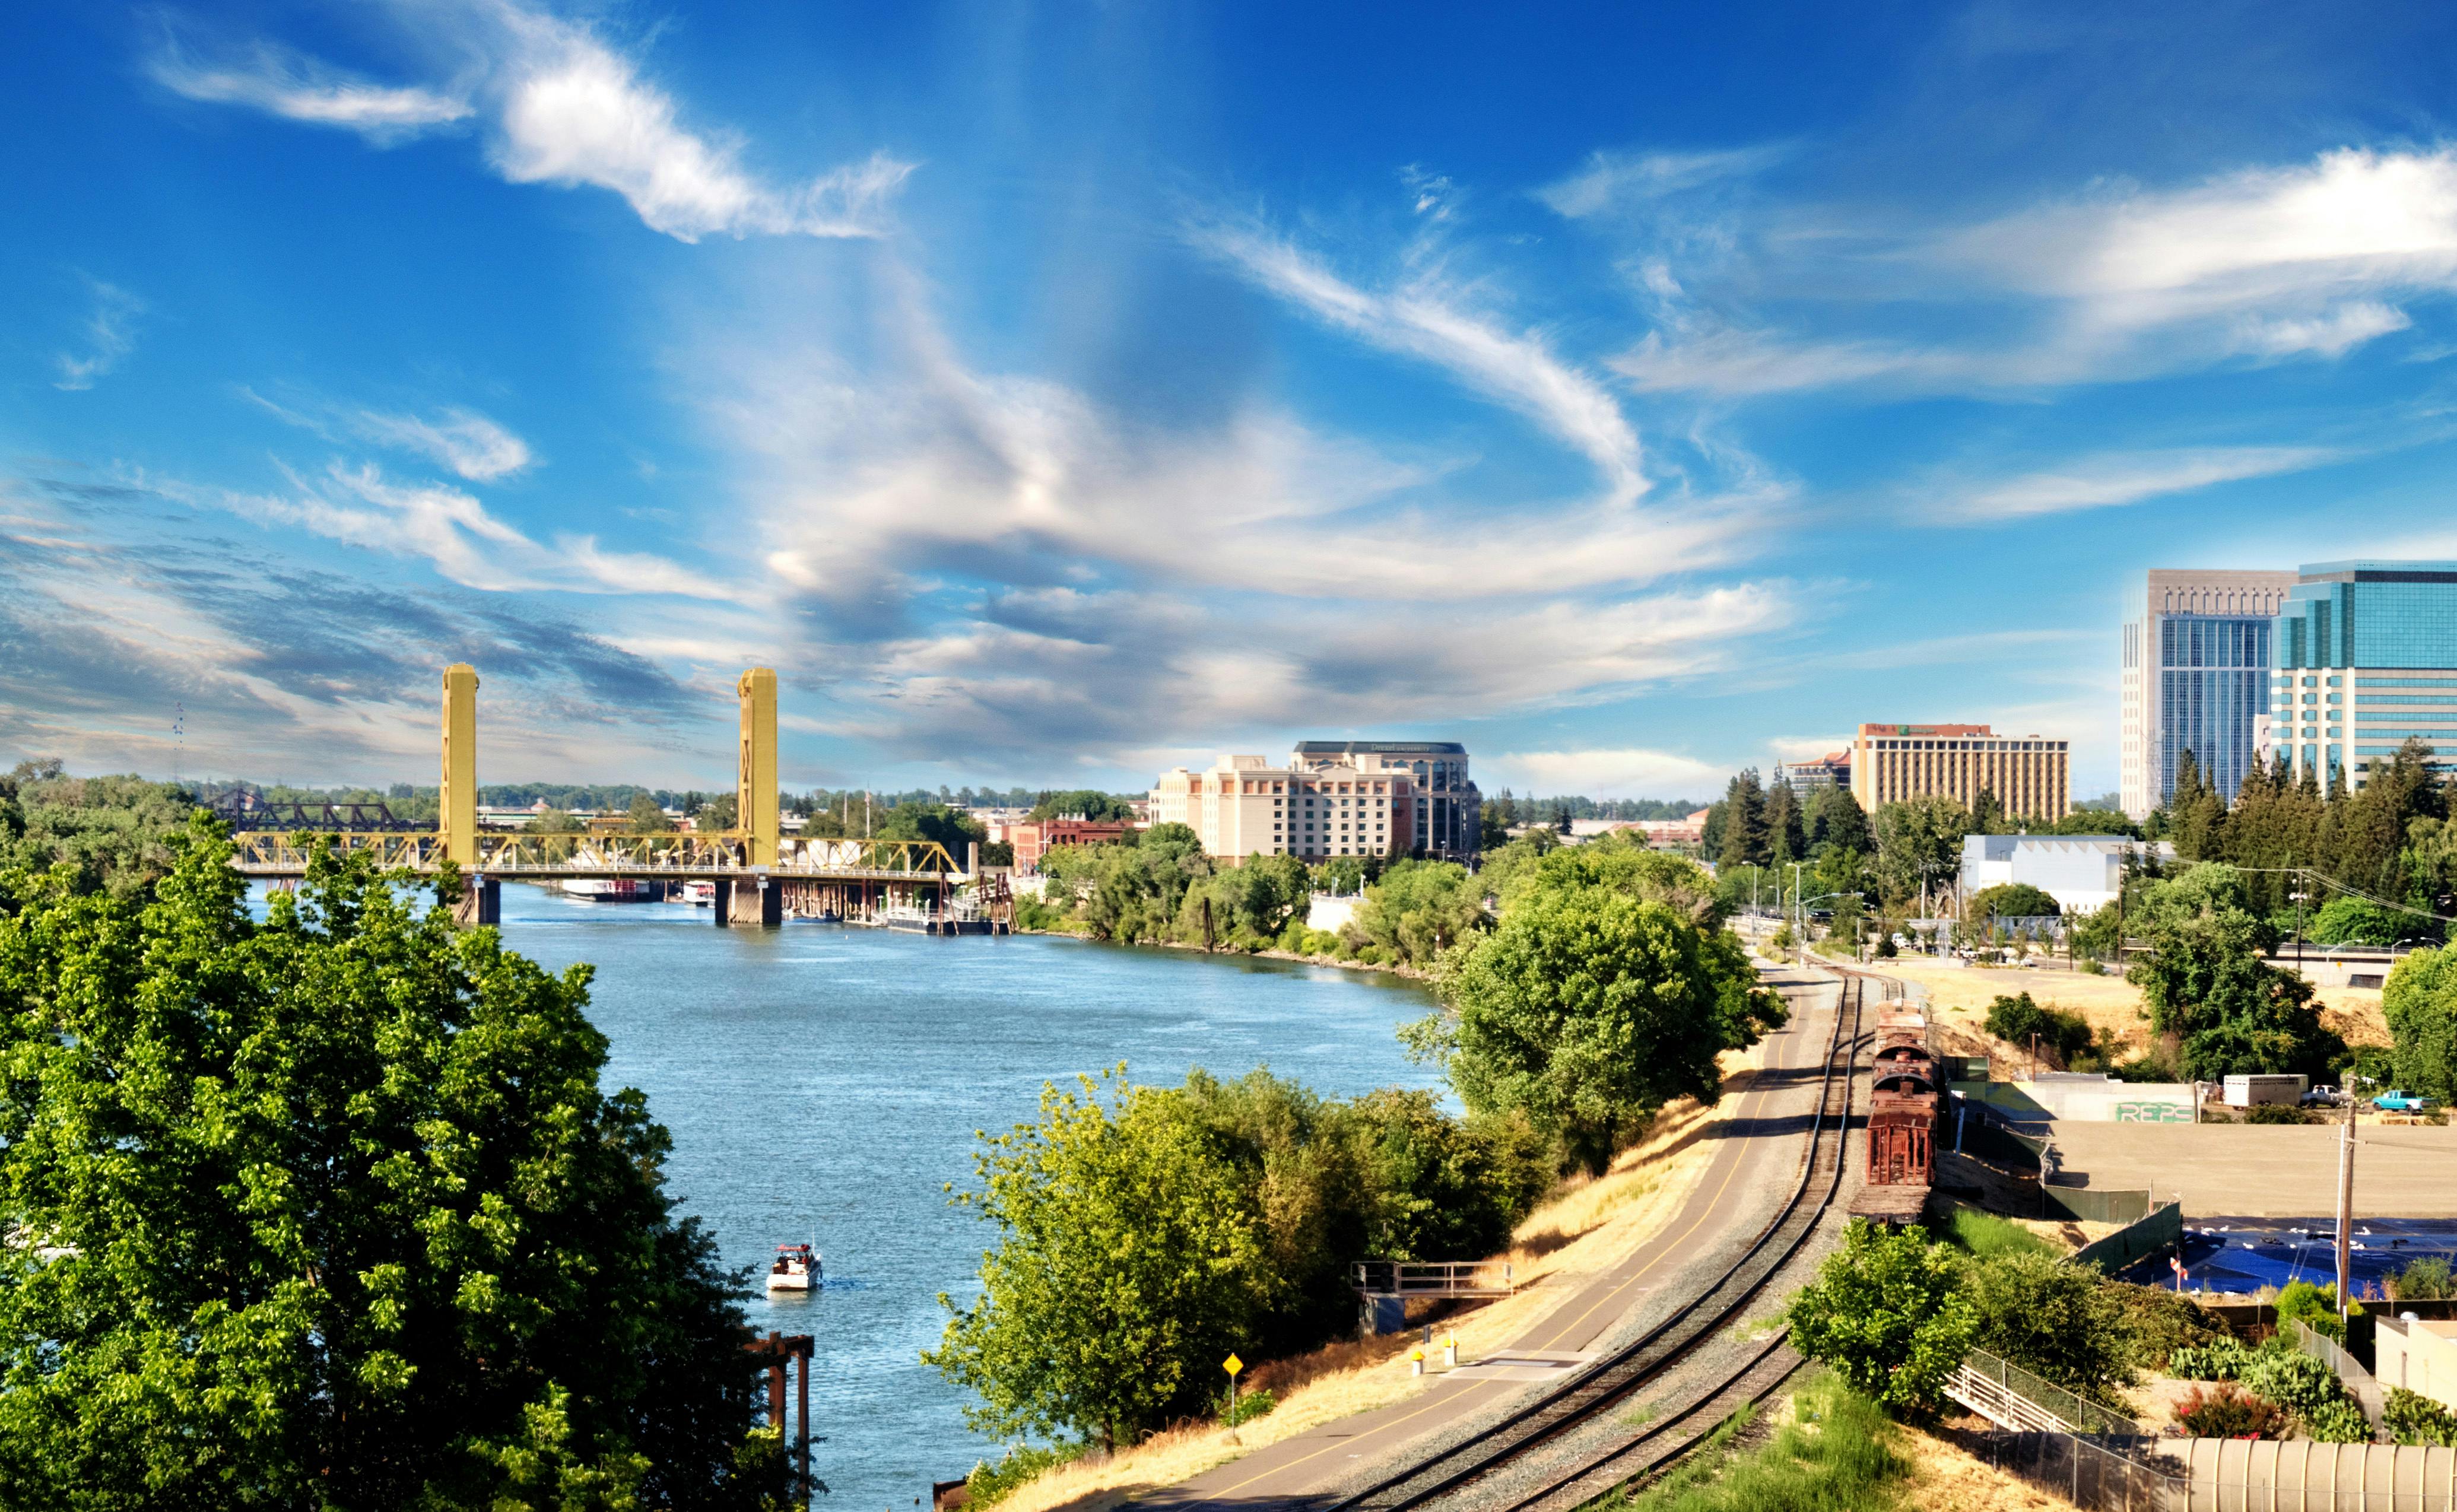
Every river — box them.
[491,884,1440,1506]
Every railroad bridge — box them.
[228,663,966,927]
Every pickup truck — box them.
[2373,1089,2433,1112]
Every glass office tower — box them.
[2272,561,2457,787]
[2121,570,2294,819]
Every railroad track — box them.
[1320,969,1871,1512]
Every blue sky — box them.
[9,2,2457,801]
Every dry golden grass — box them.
[988,1047,1778,1512]
[1868,958,2391,1063]
[1900,1423,2069,1511]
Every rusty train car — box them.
[1865,1009,1941,1189]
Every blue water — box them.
[487,886,1439,1506]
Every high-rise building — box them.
[1774,751,1850,798]
[2269,561,2457,789]
[1149,755,1416,862]
[1849,723,2070,820]
[2120,570,2295,820]
[1290,741,1481,860]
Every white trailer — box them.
[2221,1073,2308,1108]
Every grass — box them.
[1591,1373,1910,1512]
[1940,1205,2059,1261]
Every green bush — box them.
[2275,1280,2359,1341]
[2167,1338,2258,1381]
[1983,992,2093,1065]
[1960,1250,2137,1401]
[1785,1221,1976,1416]
[1221,1387,1276,1427]
[2386,1386,2457,1447]
[2244,1101,2307,1124]
[2104,1285,2226,1373]
[2303,1397,2373,1444]
[2393,1256,2455,1301]
[2238,1347,2348,1418]
[965,1441,1086,1506]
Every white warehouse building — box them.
[1959,834,2176,914]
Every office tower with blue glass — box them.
[2121,570,2296,820]
[2272,561,2457,788]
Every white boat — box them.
[765,1242,821,1292]
[681,881,716,907]
[561,879,659,903]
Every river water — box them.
[490,885,1440,1508]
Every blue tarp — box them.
[2115,1216,2457,1300]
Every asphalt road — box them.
[1143,964,1842,1512]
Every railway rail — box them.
[1320,968,1872,1512]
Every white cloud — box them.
[188,462,735,601]
[1920,444,2342,523]
[53,279,144,392]
[149,38,472,144]
[1488,747,1728,798]
[149,0,910,242]
[1188,217,1649,505]
[354,407,534,480]
[1536,145,1787,220]
[2233,301,2412,358]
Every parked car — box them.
[2301,1085,2343,1107]
[2374,1089,2433,1112]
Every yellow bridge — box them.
[232,664,966,927]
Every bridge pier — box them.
[713,877,782,927]
[452,876,500,928]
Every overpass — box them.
[230,664,963,927]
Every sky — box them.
[9,2,2457,802]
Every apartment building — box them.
[1774,750,1851,798]
[1150,755,1415,862]
[1290,740,1480,860]
[2268,561,2457,790]
[2120,569,2296,819]
[1849,723,2071,821]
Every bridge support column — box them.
[452,876,500,927]
[727,876,782,927]
[712,879,733,926]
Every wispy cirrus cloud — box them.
[148,0,912,242]
[1535,144,1789,220]
[148,37,474,144]
[1186,214,1649,505]
[1916,444,2344,523]
[53,278,144,392]
[353,407,534,481]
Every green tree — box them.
[1764,780,1805,867]
[1716,770,1770,870]
[2168,749,2228,862]
[875,802,988,862]
[2382,946,2457,1104]
[2128,869,2343,1079]
[1962,1250,2136,1402]
[1785,1221,1976,1416]
[693,793,738,832]
[1417,885,1783,1174]
[2309,895,2426,947]
[1027,789,1136,822]
[0,767,198,897]
[626,792,675,833]
[1969,883,2061,922]
[1871,796,1973,911]
[928,1069,1268,1450]
[0,821,778,1508]
[1806,784,1872,856]
[1498,836,1723,928]
[1345,860,1486,968]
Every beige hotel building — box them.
[1849,723,2071,821]
[1150,755,1416,861]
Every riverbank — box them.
[1015,924,1431,981]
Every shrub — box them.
[1984,992,2093,1065]
[1960,1250,2137,1401]
[2104,1285,2226,1374]
[2303,1397,2373,1444]
[1222,1387,1276,1427]
[2275,1281,2359,1341]
[2386,1386,2457,1447]
[2167,1338,2258,1381]
[2244,1101,2307,1125]
[2393,1257,2455,1301]
[965,1441,1086,1507]
[2173,1383,2288,1439]
[2237,1348,2348,1419]
[1785,1221,1976,1416]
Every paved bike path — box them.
[1144,967,1841,1512]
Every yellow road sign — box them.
[1223,1353,1243,1376]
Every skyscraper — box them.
[2271,561,2457,789]
[2120,570,2296,821]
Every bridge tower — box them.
[737,667,779,866]
[440,663,480,865]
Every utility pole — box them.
[2336,1082,2356,1324]
[1791,861,1805,964]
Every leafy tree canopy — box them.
[1969,883,2062,921]
[0,819,777,1509]
[1417,884,1783,1174]
[1785,1221,1976,1416]
[2383,946,2457,1104]
[1026,790,1138,822]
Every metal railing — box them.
[1948,1348,2141,1437]
[1350,1260,1516,1298]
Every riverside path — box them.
[1145,961,1845,1512]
